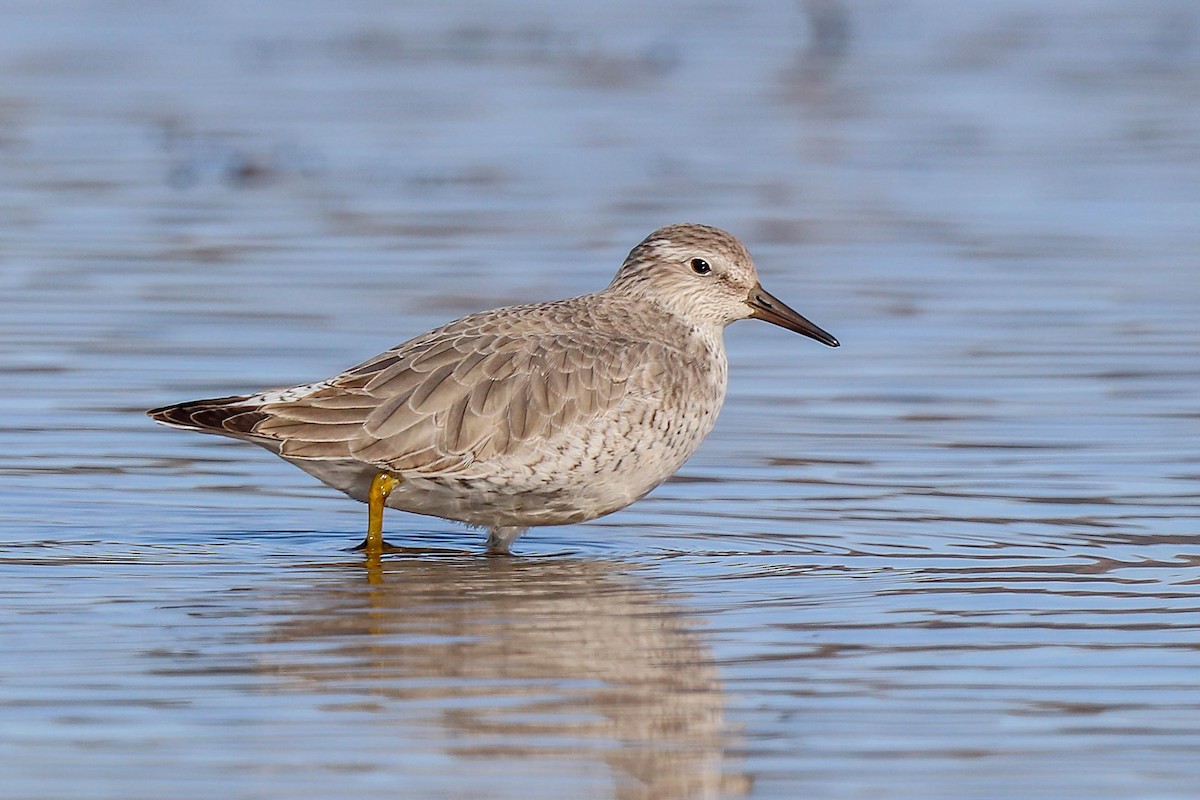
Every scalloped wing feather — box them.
[255,315,662,475]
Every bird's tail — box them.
[147,395,270,438]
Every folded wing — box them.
[254,323,657,476]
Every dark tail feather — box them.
[147,396,270,437]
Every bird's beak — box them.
[747,284,840,347]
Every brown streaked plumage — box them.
[148,224,838,554]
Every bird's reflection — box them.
[255,554,750,799]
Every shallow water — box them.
[3,1,1200,798]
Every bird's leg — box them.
[485,525,527,556]
[361,471,400,556]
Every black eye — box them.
[690,258,712,275]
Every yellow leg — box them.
[365,472,400,557]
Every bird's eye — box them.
[690,258,712,275]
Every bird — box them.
[148,223,839,555]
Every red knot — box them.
[149,224,839,555]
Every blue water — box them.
[3,2,1200,798]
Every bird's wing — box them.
[253,313,666,475]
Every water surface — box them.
[2,2,1200,798]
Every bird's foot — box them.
[347,537,406,553]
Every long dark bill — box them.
[747,284,840,347]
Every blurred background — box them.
[2,1,1199,799]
